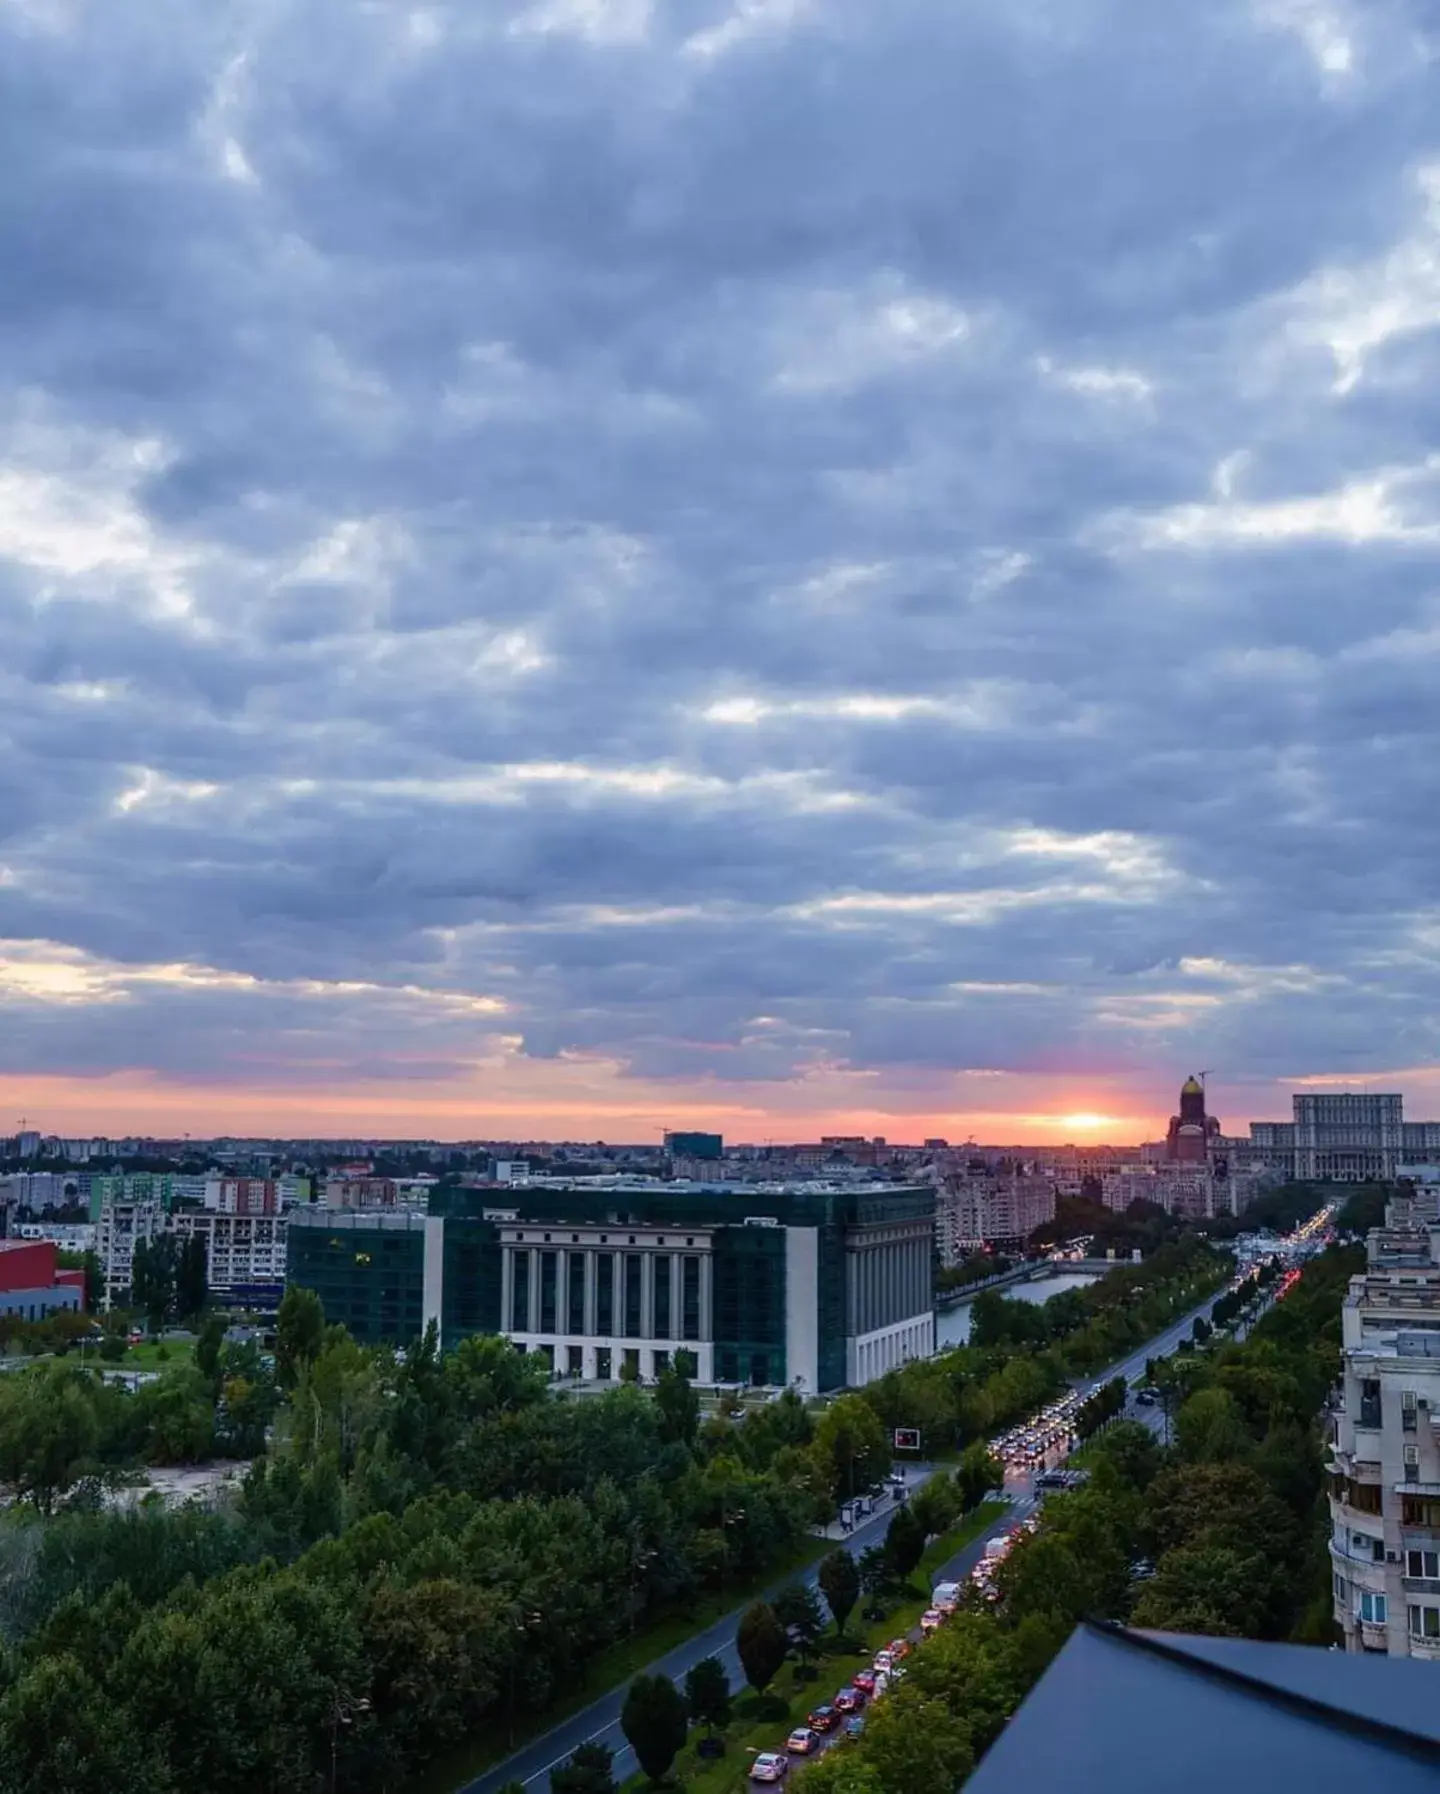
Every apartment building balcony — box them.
[1401,1574,1440,1597]
[1407,1636,1440,1662]
[1358,1619,1389,1650]
[1394,1479,1440,1498]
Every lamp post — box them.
[507,1608,544,1745]
[328,1691,371,1794]
[629,1547,657,1638]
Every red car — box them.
[833,1687,864,1714]
[807,1705,838,1734]
[852,1670,877,1695]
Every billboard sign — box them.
[894,1426,921,1452]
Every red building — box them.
[1165,1076,1222,1164]
[0,1240,85,1321]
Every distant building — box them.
[0,1240,85,1322]
[1250,1093,1437,1182]
[937,1179,1056,1257]
[663,1132,724,1161]
[287,1181,935,1390]
[1165,1075,1222,1164]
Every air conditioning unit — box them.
[1387,1551,1402,1563]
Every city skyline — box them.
[6,5,1440,1140]
[9,1068,1440,1149]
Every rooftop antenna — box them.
[1197,1071,1213,1091]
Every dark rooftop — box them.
[966,1622,1440,1794]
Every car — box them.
[751,1753,789,1782]
[844,1717,867,1742]
[852,1670,877,1694]
[833,1687,864,1714]
[1135,1388,1158,1405]
[919,1608,943,1634]
[872,1671,890,1698]
[786,1729,819,1756]
[888,1637,911,1660]
[932,1581,961,1613]
[807,1706,838,1734]
[872,1650,893,1674]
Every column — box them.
[529,1251,542,1336]
[699,1254,712,1344]
[501,1246,514,1333]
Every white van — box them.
[932,1580,962,1612]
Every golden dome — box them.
[1181,1076,1204,1096]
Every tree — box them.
[811,1395,890,1504]
[772,1581,825,1670]
[129,1236,177,1335]
[818,1547,860,1637]
[954,1442,1002,1513]
[683,1656,731,1736]
[653,1358,700,1447]
[621,1674,688,1784]
[0,1367,100,1513]
[195,1314,227,1389]
[1174,1388,1252,1465]
[551,1743,618,1794]
[857,1544,892,1613]
[1092,1420,1162,1493]
[274,1286,325,1392]
[909,1472,960,1541]
[0,1651,174,1794]
[883,1502,925,1583]
[175,1235,208,1324]
[736,1602,788,1696]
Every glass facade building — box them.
[286,1181,934,1390]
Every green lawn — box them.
[416,1534,834,1794]
[111,1339,195,1371]
[631,1500,1008,1794]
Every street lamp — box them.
[507,1608,544,1745]
[629,1547,657,1637]
[328,1691,371,1794]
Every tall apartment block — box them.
[1329,1190,1440,1656]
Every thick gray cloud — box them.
[4,0,1440,1131]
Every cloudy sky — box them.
[4,0,1440,1144]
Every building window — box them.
[568,1252,586,1334]
[1360,1380,1382,1429]
[682,1255,701,1341]
[1356,1591,1388,1625]
[624,1254,643,1338]
[1353,1529,1384,1563]
[1334,1572,1348,1604]
[540,1251,558,1333]
[1404,1390,1419,1433]
[1409,1603,1440,1639]
[597,1255,614,1335]
[595,1346,612,1380]
[567,1344,583,1377]
[654,1255,671,1338]
[511,1249,530,1332]
[1405,1445,1421,1483]
[1408,1548,1440,1579]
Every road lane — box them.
[464,1259,1278,1794]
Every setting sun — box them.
[1059,1112,1114,1130]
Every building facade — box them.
[0,1240,85,1322]
[1249,1093,1440,1183]
[936,1179,1056,1258]
[286,1182,935,1391]
[1329,1190,1440,1657]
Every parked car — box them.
[852,1670,877,1694]
[919,1608,943,1634]
[844,1717,867,1743]
[833,1688,864,1714]
[751,1753,788,1782]
[872,1650,894,1675]
[786,1729,819,1757]
[888,1637,911,1660]
[807,1706,838,1734]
